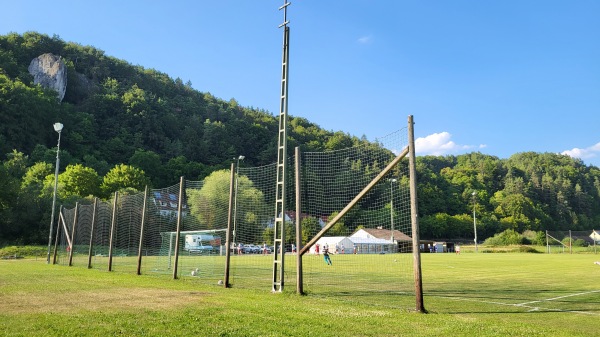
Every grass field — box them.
[1,251,599,336]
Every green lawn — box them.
[1,252,599,336]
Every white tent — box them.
[309,237,353,254]
[308,236,395,254]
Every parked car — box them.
[243,244,260,254]
[185,244,216,254]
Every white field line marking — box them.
[517,289,600,306]
[438,289,600,316]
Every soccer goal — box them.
[157,229,227,276]
[545,230,568,253]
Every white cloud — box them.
[357,35,372,44]
[415,132,484,156]
[561,142,600,161]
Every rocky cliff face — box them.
[28,53,67,102]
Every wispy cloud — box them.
[357,35,372,44]
[561,142,600,161]
[415,132,485,156]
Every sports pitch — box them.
[1,251,599,336]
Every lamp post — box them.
[389,178,397,243]
[46,122,63,264]
[472,191,478,253]
[232,155,245,250]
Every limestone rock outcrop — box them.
[28,53,67,102]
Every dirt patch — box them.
[1,288,212,314]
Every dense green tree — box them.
[101,164,149,196]
[21,162,53,193]
[129,149,163,186]
[52,164,101,198]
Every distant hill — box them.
[1,32,600,246]
[0,32,366,186]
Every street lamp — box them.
[46,122,63,264]
[472,191,478,253]
[232,155,245,250]
[389,178,397,244]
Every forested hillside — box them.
[1,32,599,245]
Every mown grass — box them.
[1,251,599,336]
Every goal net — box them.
[298,128,416,303]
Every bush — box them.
[483,229,524,246]
[0,246,47,258]
[522,230,545,245]
[518,246,542,253]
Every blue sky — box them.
[2,1,599,166]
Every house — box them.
[152,191,187,218]
[351,228,412,243]
[589,230,600,244]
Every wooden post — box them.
[68,202,79,267]
[172,177,185,280]
[108,192,118,272]
[136,186,149,275]
[295,146,303,294]
[224,164,235,287]
[408,115,425,313]
[87,198,98,269]
[52,206,63,265]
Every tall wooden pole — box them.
[172,177,185,280]
[224,163,235,287]
[137,186,149,275]
[108,192,118,272]
[295,147,303,294]
[87,198,98,269]
[68,202,79,267]
[408,115,425,313]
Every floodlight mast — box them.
[46,122,63,264]
[272,0,291,293]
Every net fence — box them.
[300,128,414,300]
[53,126,416,304]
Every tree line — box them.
[1,32,600,246]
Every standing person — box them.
[291,243,296,254]
[237,243,242,255]
[455,245,460,255]
[353,244,357,254]
[263,243,268,255]
[323,243,332,265]
[315,244,320,255]
[340,244,345,254]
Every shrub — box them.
[0,246,47,258]
[522,230,545,245]
[518,246,541,253]
[484,229,524,246]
